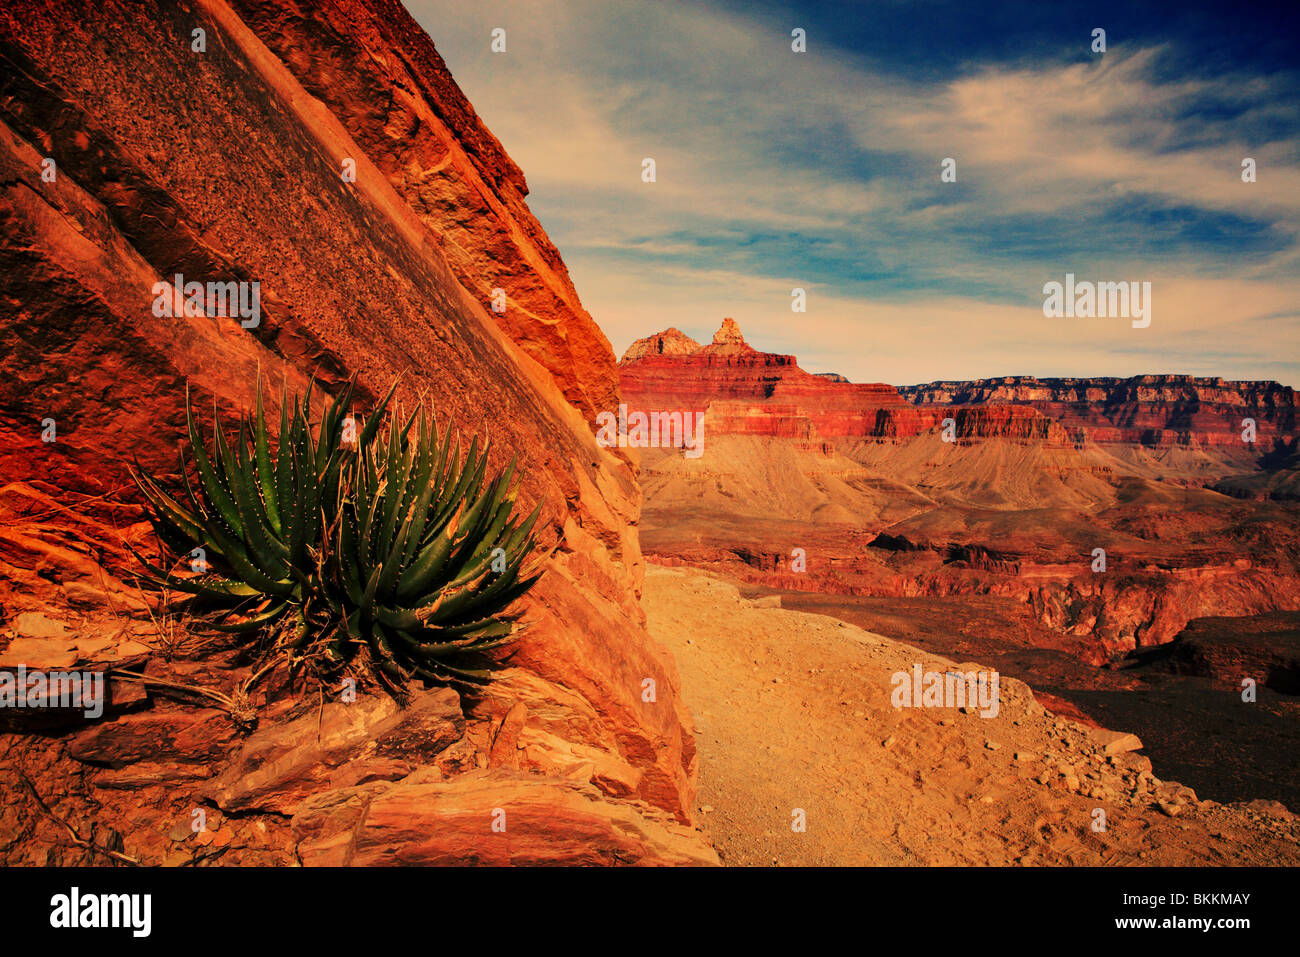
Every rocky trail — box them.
[643,565,1300,866]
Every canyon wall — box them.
[620,319,912,444]
[621,320,1300,663]
[225,0,622,427]
[900,375,1298,449]
[0,0,710,864]
[623,323,1295,452]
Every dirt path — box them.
[644,565,1300,866]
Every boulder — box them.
[200,689,463,814]
[294,771,719,867]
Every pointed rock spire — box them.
[713,317,745,346]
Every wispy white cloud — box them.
[405,0,1300,385]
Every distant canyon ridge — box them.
[619,319,1300,665]
[621,319,1297,459]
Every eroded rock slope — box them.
[0,0,710,865]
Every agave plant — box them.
[325,399,544,683]
[129,377,545,687]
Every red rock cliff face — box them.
[0,0,710,864]
[620,319,910,441]
[900,375,1298,449]
[224,0,622,428]
[623,328,1293,453]
[622,328,703,361]
[621,320,1068,445]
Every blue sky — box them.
[405,0,1300,386]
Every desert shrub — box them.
[130,377,544,689]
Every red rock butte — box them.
[620,318,919,443]
[621,319,1298,452]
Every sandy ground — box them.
[644,564,1300,866]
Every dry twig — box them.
[17,770,140,866]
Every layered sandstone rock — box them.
[702,316,752,354]
[621,328,703,362]
[0,0,710,865]
[621,321,1300,666]
[702,402,825,445]
[900,375,1297,450]
[295,772,717,866]
[620,318,910,440]
[624,328,1295,454]
[1149,611,1300,693]
[621,320,1070,445]
[227,0,622,426]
